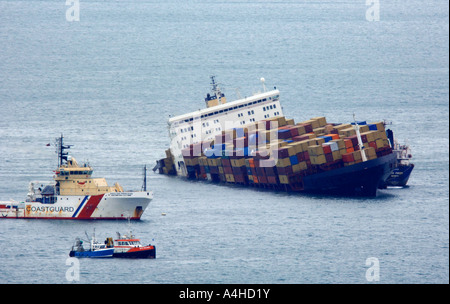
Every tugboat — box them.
[69,231,114,258]
[111,230,156,259]
[0,135,152,219]
[383,129,414,187]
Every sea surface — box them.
[0,0,448,284]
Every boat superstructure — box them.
[111,230,156,259]
[69,230,114,258]
[1,135,152,219]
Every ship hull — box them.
[113,247,156,259]
[0,191,152,220]
[300,153,397,196]
[69,248,114,258]
[383,163,414,187]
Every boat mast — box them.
[56,134,72,167]
[141,165,147,191]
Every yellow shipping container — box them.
[375,139,385,149]
[313,127,326,136]
[299,161,308,171]
[302,119,320,129]
[333,123,352,132]
[360,125,370,133]
[276,157,291,168]
[310,116,327,127]
[332,151,342,161]
[339,127,356,137]
[362,131,377,142]
[308,145,324,156]
[364,147,377,160]
[286,118,295,125]
[287,146,296,156]
[279,175,290,184]
[225,174,235,183]
[311,155,326,165]
[231,158,246,167]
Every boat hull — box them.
[383,163,414,187]
[113,246,156,259]
[0,191,152,220]
[300,153,397,196]
[69,248,114,258]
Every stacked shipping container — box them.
[172,116,392,191]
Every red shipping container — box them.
[224,166,233,175]
[303,151,310,161]
[342,153,355,163]
[292,135,310,142]
[277,166,293,175]
[265,167,277,176]
[369,141,377,150]
[344,139,353,149]
[221,158,231,167]
[276,147,290,158]
[325,153,333,163]
[346,135,358,147]
[235,174,245,183]
[323,145,332,154]
[361,134,368,143]
[259,175,268,184]
[267,176,278,185]
[290,127,299,137]
[298,123,313,133]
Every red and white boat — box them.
[112,231,156,259]
[0,135,152,220]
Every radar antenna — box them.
[55,134,73,167]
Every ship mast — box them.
[56,134,73,167]
[141,165,147,191]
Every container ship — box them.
[155,77,397,197]
[1,135,152,219]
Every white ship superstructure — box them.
[168,77,283,176]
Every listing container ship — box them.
[1,136,152,219]
[155,77,397,196]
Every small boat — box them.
[69,231,114,258]
[111,231,156,259]
[380,129,414,188]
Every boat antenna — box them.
[56,134,73,167]
[260,77,267,92]
[141,165,147,191]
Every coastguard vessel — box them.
[1,135,152,219]
[156,77,397,197]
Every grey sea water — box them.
[0,0,448,284]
